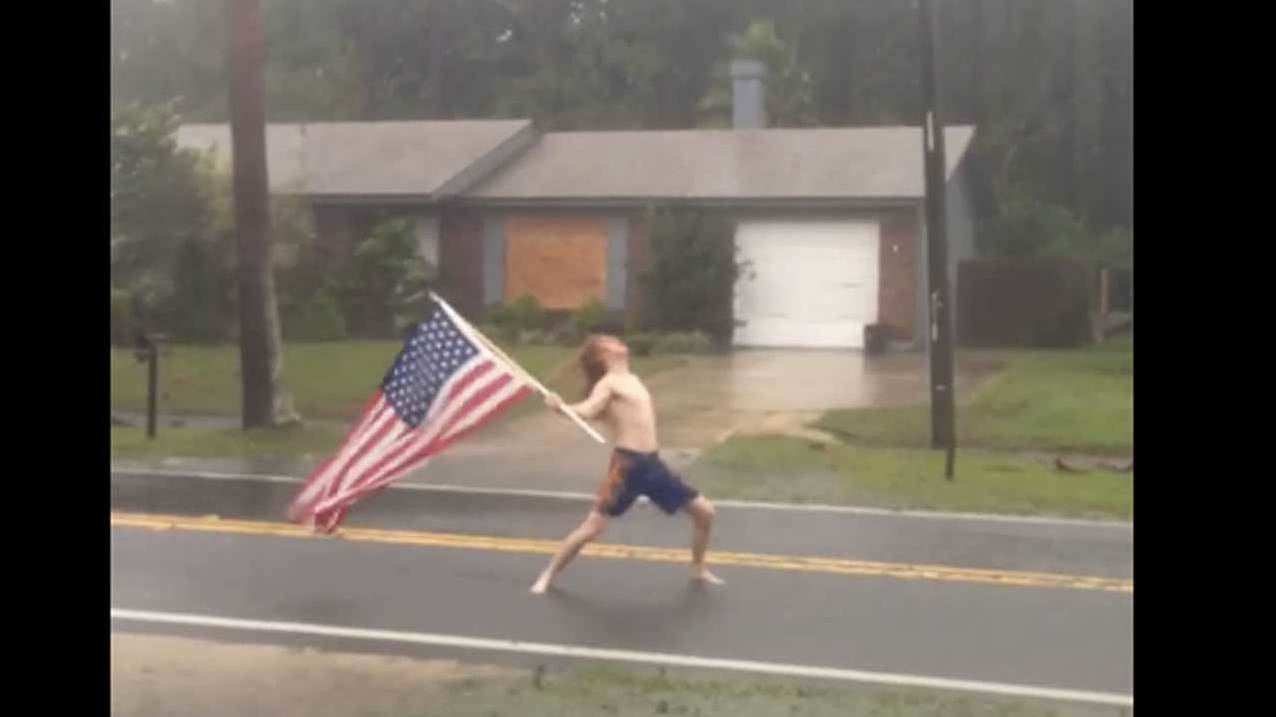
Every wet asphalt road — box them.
[110,471,1133,700]
[111,470,1133,578]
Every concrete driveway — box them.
[647,349,999,449]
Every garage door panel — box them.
[733,219,880,349]
[736,318,865,349]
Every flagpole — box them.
[429,292,607,445]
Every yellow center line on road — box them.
[111,512,1133,594]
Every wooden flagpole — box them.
[429,292,607,444]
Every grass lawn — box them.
[112,424,1133,519]
[815,339,1133,456]
[110,339,1133,520]
[690,435,1132,520]
[687,339,1133,519]
[110,341,683,462]
[422,665,1125,717]
[113,633,1128,717]
[111,341,682,421]
[111,423,346,461]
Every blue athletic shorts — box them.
[596,448,699,517]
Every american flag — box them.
[289,301,531,533]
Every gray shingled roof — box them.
[465,126,975,202]
[176,120,533,198]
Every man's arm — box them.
[547,376,613,420]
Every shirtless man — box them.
[530,334,724,594]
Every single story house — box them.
[178,62,977,350]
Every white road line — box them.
[110,607,1132,708]
[111,467,1133,530]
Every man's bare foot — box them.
[529,573,552,594]
[690,566,725,585]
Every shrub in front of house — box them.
[639,207,738,342]
[161,237,234,342]
[654,331,714,354]
[510,295,548,331]
[339,217,435,338]
[283,288,348,342]
[1027,262,1094,348]
[624,332,658,356]
[487,295,548,335]
[570,298,607,341]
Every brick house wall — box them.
[877,209,921,342]
[438,211,485,316]
[625,214,653,329]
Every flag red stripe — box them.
[316,506,346,534]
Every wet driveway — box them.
[645,349,1001,449]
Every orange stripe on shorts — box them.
[597,452,627,508]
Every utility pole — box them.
[919,0,957,479]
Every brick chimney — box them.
[730,60,767,129]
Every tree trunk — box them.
[225,0,297,429]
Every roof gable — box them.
[176,121,975,204]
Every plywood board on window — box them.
[504,215,608,310]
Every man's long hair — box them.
[576,334,615,398]
[550,334,616,399]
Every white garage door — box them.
[733,219,880,348]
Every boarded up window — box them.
[504,215,608,310]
